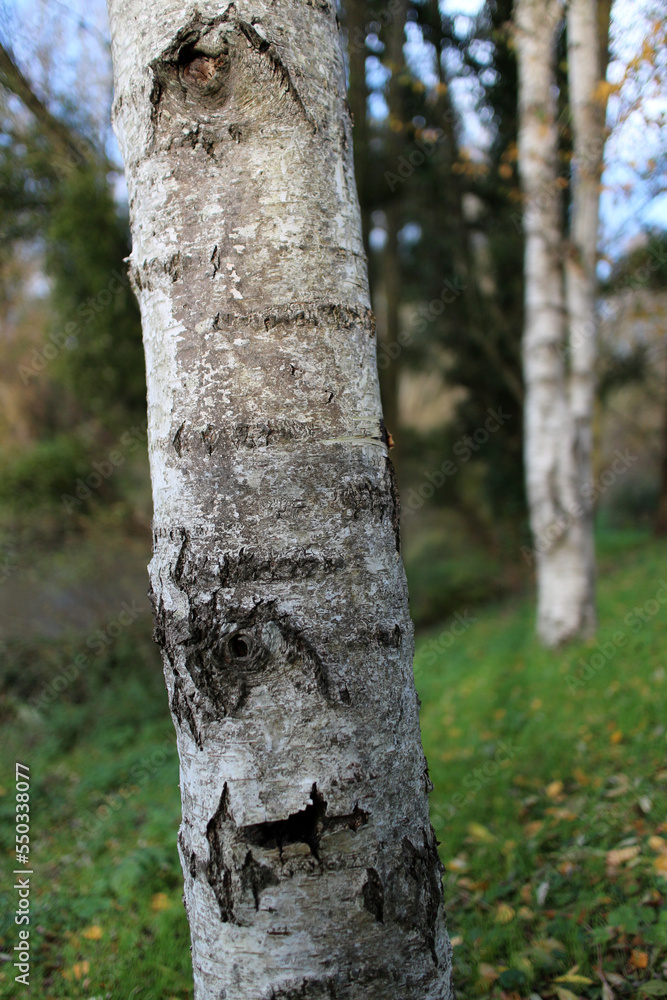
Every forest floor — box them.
[0,529,666,999]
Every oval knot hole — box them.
[229,634,250,659]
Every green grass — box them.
[418,530,667,998]
[0,531,666,998]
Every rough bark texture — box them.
[106,2,453,997]
[516,0,596,647]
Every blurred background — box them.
[0,1,666,998]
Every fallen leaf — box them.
[72,962,90,981]
[151,892,171,912]
[447,856,468,872]
[606,845,640,866]
[536,880,549,906]
[546,780,564,799]
[605,774,630,797]
[82,926,103,941]
[495,902,515,924]
[450,935,463,947]
[478,962,500,982]
[468,822,495,844]
[648,836,667,854]
[554,966,594,985]
[640,984,667,997]
[610,730,623,744]
[554,987,583,1000]
[631,950,649,969]
[654,855,667,878]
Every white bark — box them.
[516,0,596,647]
[564,0,609,622]
[106,2,453,997]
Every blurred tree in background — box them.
[0,0,664,628]
[0,37,144,521]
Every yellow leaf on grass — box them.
[573,767,589,786]
[554,966,594,985]
[606,845,640,866]
[524,820,544,838]
[72,961,90,981]
[450,935,463,947]
[468,822,495,844]
[546,780,564,799]
[447,856,468,872]
[82,925,103,940]
[654,854,667,877]
[610,730,623,744]
[151,892,171,912]
[495,902,515,924]
[478,963,499,982]
[630,949,649,969]
[648,835,667,853]
[554,987,583,1000]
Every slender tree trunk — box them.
[563,0,610,631]
[107,2,453,998]
[378,0,407,447]
[516,0,596,647]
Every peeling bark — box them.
[107,1,453,996]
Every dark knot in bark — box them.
[178,46,230,100]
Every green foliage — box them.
[45,166,145,426]
[0,433,91,510]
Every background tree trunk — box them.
[563,0,610,620]
[516,0,597,647]
[106,1,453,998]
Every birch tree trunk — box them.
[516,0,596,646]
[563,0,610,617]
[106,2,453,997]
